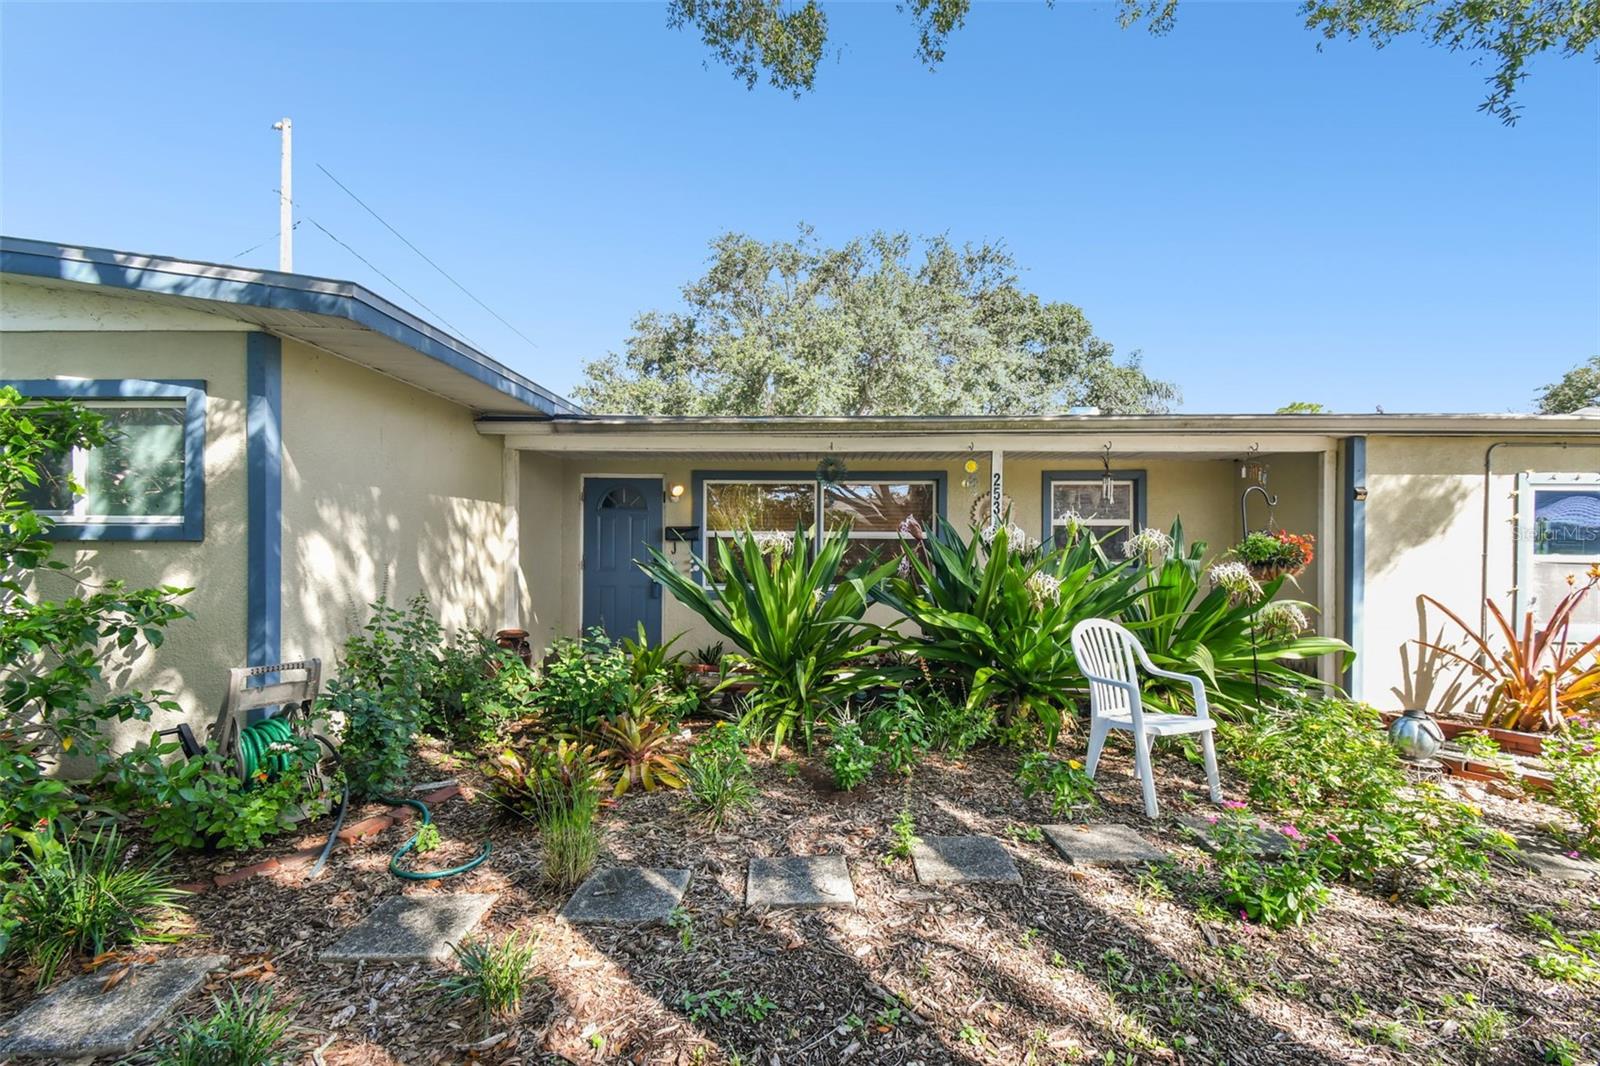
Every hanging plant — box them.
[816,456,848,484]
[1232,530,1315,581]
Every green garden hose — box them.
[233,717,489,881]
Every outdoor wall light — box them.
[669,483,686,500]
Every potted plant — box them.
[687,642,725,676]
[1231,529,1315,582]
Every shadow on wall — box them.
[288,486,508,662]
[1365,474,1476,580]
[1390,596,1478,717]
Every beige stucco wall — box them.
[519,450,1329,656]
[0,316,251,750]
[1362,435,1600,716]
[278,339,513,665]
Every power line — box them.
[314,162,541,352]
[230,221,301,262]
[300,215,479,345]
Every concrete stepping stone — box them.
[0,954,226,1060]
[1512,835,1599,881]
[322,892,496,962]
[1178,813,1293,859]
[561,867,691,924]
[746,855,855,909]
[910,835,1021,884]
[1043,823,1169,866]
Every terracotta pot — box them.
[494,628,534,669]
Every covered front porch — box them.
[479,416,1358,690]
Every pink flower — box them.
[1567,850,1582,859]
[1239,910,1250,922]
[1222,800,1248,811]
[1326,831,1343,845]
[1280,824,1303,841]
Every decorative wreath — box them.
[816,456,849,484]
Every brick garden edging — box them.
[178,785,464,895]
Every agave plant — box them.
[874,518,1144,743]
[597,713,686,796]
[1416,573,1600,731]
[1121,518,1354,719]
[639,525,896,751]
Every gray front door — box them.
[582,477,662,644]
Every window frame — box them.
[691,469,946,587]
[1040,469,1147,551]
[1516,471,1600,638]
[4,378,206,541]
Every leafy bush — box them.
[918,685,994,753]
[154,984,294,1066]
[1,388,189,853]
[440,932,542,1029]
[1206,806,1329,929]
[1015,751,1097,819]
[428,629,533,747]
[826,719,879,790]
[1226,696,1514,904]
[536,629,632,732]
[682,724,757,829]
[597,713,686,795]
[641,527,895,751]
[1541,716,1600,857]
[876,518,1141,745]
[3,829,186,988]
[113,733,316,851]
[1122,519,1352,719]
[862,691,932,774]
[322,678,410,801]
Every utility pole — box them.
[272,117,292,271]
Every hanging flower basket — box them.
[1232,530,1315,582]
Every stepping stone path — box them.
[562,867,691,924]
[1044,823,1169,866]
[0,954,226,1060]
[1178,813,1293,858]
[1512,835,1599,881]
[322,893,496,962]
[910,835,1021,884]
[747,855,856,908]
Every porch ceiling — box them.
[532,448,1261,462]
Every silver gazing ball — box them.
[1387,707,1445,761]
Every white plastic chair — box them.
[1069,618,1222,819]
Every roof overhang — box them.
[0,236,583,418]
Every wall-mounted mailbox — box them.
[665,525,700,543]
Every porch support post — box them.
[1341,436,1366,698]
[500,444,520,630]
[990,449,1004,527]
[1318,445,1339,684]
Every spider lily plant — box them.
[638,525,897,752]
[873,518,1144,744]
[1120,518,1354,719]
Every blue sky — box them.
[2,2,1595,413]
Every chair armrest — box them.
[1130,644,1210,717]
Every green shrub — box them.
[1,388,190,854]
[1015,751,1097,819]
[322,678,411,801]
[536,629,632,732]
[440,931,542,1029]
[682,724,757,829]
[876,518,1140,745]
[641,528,896,751]
[154,984,294,1066]
[862,691,932,775]
[1542,717,1600,857]
[826,719,879,790]
[428,629,533,747]
[113,733,315,851]
[919,686,994,753]
[3,829,186,988]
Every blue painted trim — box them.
[689,468,948,587]
[0,236,581,417]
[1341,437,1366,696]
[3,377,206,541]
[1039,469,1147,545]
[246,334,282,671]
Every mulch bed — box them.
[2,730,1596,1065]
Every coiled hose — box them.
[233,718,490,881]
